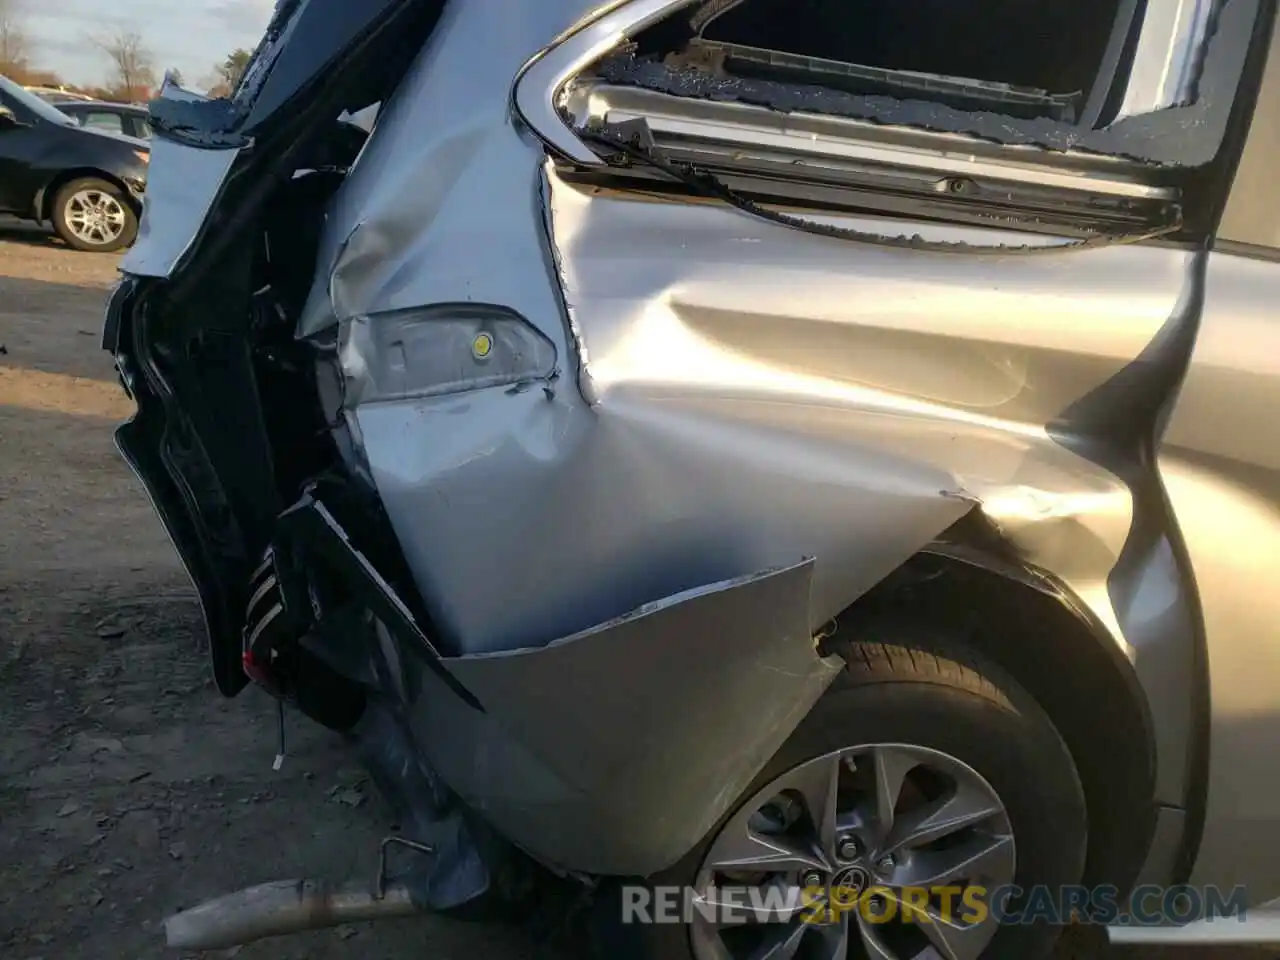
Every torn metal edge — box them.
[538,161,599,405]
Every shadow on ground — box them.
[0,216,64,249]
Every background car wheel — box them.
[589,625,1088,960]
[51,177,138,253]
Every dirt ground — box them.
[0,220,1268,960]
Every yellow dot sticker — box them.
[472,332,493,360]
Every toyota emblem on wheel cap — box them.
[830,865,870,906]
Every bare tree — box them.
[0,0,30,78]
[215,47,252,94]
[92,29,156,101]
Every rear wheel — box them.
[591,628,1088,960]
[51,177,138,252]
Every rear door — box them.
[1160,5,1280,910]
[0,87,49,214]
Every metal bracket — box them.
[375,835,436,899]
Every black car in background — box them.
[0,76,149,252]
[55,100,152,140]
[25,87,96,104]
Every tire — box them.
[51,176,139,253]
[588,623,1089,960]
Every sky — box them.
[19,0,277,90]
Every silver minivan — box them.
[104,1,1280,957]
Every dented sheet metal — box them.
[296,0,603,339]
[540,165,1195,651]
[297,0,1208,841]
[95,0,1280,927]
[540,170,1203,805]
[119,136,241,278]
[404,559,840,875]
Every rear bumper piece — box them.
[408,559,839,876]
[284,489,842,876]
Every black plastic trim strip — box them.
[274,492,485,712]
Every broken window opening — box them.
[529,0,1263,245]
[642,0,1146,127]
[550,0,1202,248]
[557,0,1261,172]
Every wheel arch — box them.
[37,168,138,223]
[843,538,1159,895]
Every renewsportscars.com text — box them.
[620,884,1250,927]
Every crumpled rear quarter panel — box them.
[298,0,1206,877]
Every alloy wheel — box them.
[64,188,127,247]
[690,744,1016,960]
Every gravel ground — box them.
[0,220,1267,960]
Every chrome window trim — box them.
[1113,0,1220,124]
[512,0,702,165]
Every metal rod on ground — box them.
[163,878,420,950]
